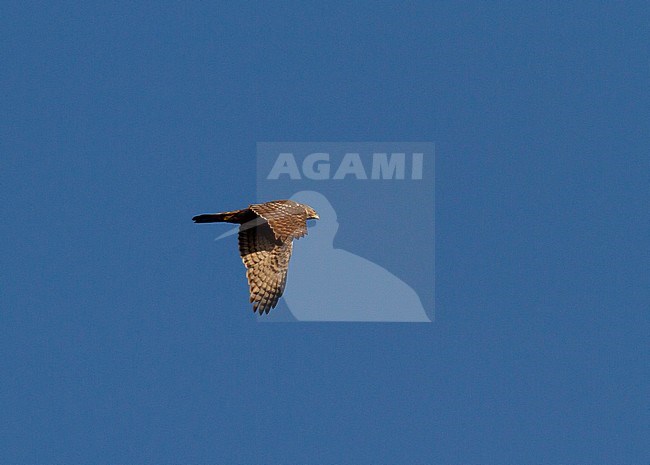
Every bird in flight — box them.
[193,200,320,314]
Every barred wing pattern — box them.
[238,221,292,314]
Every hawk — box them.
[193,200,320,314]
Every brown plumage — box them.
[193,200,319,314]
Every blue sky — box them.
[1,2,649,464]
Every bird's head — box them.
[305,205,320,220]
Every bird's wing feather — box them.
[238,221,292,314]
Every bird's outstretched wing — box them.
[238,221,293,314]
[250,201,308,242]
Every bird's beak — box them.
[313,213,320,220]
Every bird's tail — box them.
[192,209,246,223]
